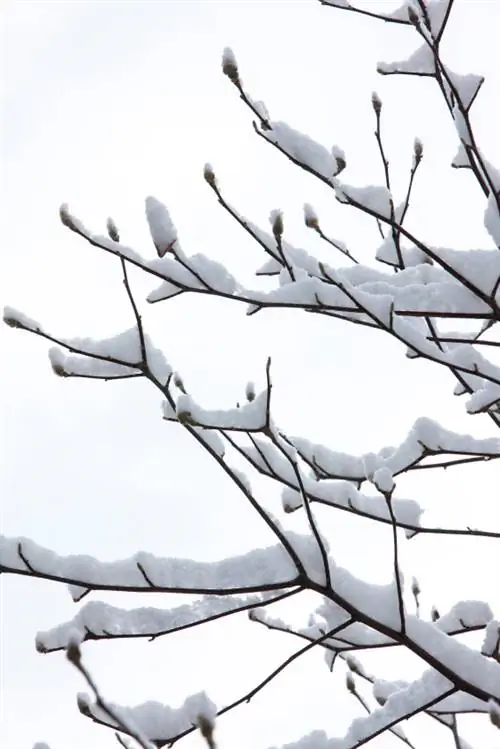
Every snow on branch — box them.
[226,419,500,539]
[35,589,299,653]
[174,388,270,431]
[0,535,301,595]
[3,307,171,385]
[335,670,456,748]
[254,598,494,655]
[78,690,217,747]
[289,417,500,479]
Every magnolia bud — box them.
[203,163,217,188]
[413,138,423,165]
[270,209,283,240]
[371,91,382,115]
[106,217,120,242]
[332,146,346,175]
[408,5,420,25]
[245,381,256,402]
[59,203,78,232]
[222,47,239,85]
[345,672,356,693]
[304,203,319,229]
[51,362,68,377]
[197,714,216,749]
[66,641,81,666]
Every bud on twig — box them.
[245,381,256,402]
[304,203,319,229]
[413,138,423,165]
[332,146,346,175]
[197,714,216,749]
[345,672,356,693]
[3,315,25,329]
[174,373,187,394]
[371,91,382,115]
[222,47,240,85]
[346,656,362,675]
[66,641,81,666]
[51,362,69,377]
[411,577,420,596]
[59,203,78,232]
[106,217,120,242]
[407,4,420,26]
[431,605,440,622]
[177,408,196,425]
[203,163,217,188]
[490,701,500,729]
[270,209,284,240]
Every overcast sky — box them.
[2,1,499,748]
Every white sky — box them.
[1,1,499,748]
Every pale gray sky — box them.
[2,1,499,748]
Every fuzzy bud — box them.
[106,217,120,242]
[245,381,256,402]
[345,656,361,675]
[407,4,420,25]
[59,203,78,232]
[270,209,283,240]
[411,577,420,596]
[431,605,440,622]
[413,138,423,165]
[303,203,319,229]
[203,163,217,188]
[345,672,356,693]
[66,641,81,666]
[197,714,216,749]
[3,314,25,329]
[76,693,92,716]
[51,362,68,377]
[174,373,186,394]
[371,91,382,115]
[177,409,196,426]
[332,146,346,175]
[222,47,239,85]
[489,701,500,729]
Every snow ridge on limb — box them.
[35,589,299,653]
[79,691,217,746]
[0,535,301,594]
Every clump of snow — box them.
[485,193,500,247]
[48,347,140,380]
[372,467,395,494]
[378,44,435,76]
[376,237,430,268]
[176,390,268,431]
[332,180,393,220]
[3,306,43,333]
[481,619,500,657]
[145,196,180,257]
[434,601,493,634]
[261,122,338,181]
[81,691,217,741]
